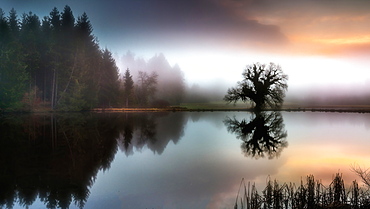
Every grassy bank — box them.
[235,173,370,209]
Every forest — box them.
[0,6,186,111]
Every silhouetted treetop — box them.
[8,8,19,36]
[76,12,93,42]
[49,7,61,30]
[61,5,74,29]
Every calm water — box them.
[1,111,370,209]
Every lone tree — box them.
[224,63,288,110]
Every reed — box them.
[234,173,370,209]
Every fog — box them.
[117,51,370,106]
[119,52,186,104]
[286,84,370,106]
[118,52,232,104]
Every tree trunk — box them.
[51,69,56,109]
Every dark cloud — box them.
[117,0,289,49]
[1,0,288,53]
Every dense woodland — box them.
[0,6,184,111]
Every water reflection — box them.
[3,112,370,208]
[0,112,186,209]
[117,112,186,155]
[224,111,288,159]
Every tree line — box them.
[0,6,174,111]
[0,5,289,111]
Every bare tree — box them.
[224,63,288,111]
[351,164,370,187]
[136,71,158,106]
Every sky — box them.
[2,0,370,102]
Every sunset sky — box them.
[3,0,370,100]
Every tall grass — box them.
[234,173,370,209]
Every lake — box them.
[1,111,370,209]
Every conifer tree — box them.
[123,68,134,107]
[98,49,120,107]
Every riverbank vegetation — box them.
[234,173,370,209]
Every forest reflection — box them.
[224,111,288,159]
[0,112,186,209]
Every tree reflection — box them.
[224,111,288,159]
[0,113,120,209]
[0,112,186,209]
[117,112,186,155]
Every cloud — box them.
[90,0,289,52]
[4,0,370,56]
[230,0,370,55]
[1,0,289,53]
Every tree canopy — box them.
[224,63,288,110]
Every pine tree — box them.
[0,8,10,47]
[74,12,100,109]
[8,8,19,38]
[123,68,134,107]
[98,49,120,107]
[49,7,61,109]
[20,12,42,107]
[0,42,28,109]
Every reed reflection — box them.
[224,111,288,159]
[0,112,186,209]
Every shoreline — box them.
[92,104,370,113]
[3,105,370,114]
[91,107,370,113]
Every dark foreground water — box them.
[1,111,370,209]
